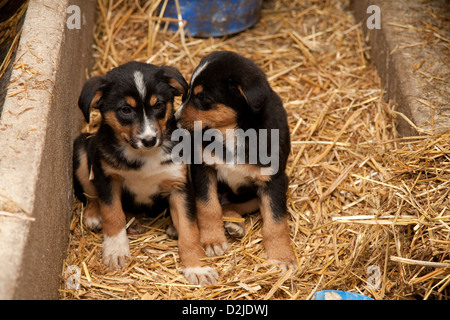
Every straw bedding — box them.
[60,0,449,300]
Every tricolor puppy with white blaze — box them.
[176,51,297,273]
[73,61,218,285]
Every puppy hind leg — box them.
[84,198,102,231]
[222,198,259,238]
[166,222,178,239]
[74,148,102,230]
[162,207,178,239]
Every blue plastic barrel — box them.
[161,0,263,37]
[313,290,374,300]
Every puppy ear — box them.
[161,66,188,98]
[230,76,270,113]
[78,76,105,123]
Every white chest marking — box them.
[107,147,185,204]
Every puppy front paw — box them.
[183,266,219,286]
[102,229,130,269]
[267,259,298,275]
[204,241,229,257]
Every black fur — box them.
[179,50,291,222]
[73,61,191,216]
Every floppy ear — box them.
[77,76,105,123]
[161,66,188,99]
[229,75,270,113]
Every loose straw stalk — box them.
[61,0,450,300]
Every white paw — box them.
[183,266,219,286]
[204,241,229,257]
[224,221,245,238]
[84,215,102,231]
[102,229,130,269]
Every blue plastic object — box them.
[161,0,263,37]
[313,290,374,300]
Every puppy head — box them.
[78,62,187,149]
[175,51,271,131]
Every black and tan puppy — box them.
[175,51,297,272]
[73,61,218,285]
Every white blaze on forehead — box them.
[190,61,209,85]
[134,70,146,99]
[175,61,209,120]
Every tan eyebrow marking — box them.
[193,85,203,95]
[149,94,158,107]
[125,96,137,108]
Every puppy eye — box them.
[154,102,165,110]
[195,92,212,110]
[120,106,133,115]
[196,92,205,101]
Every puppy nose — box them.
[142,136,157,148]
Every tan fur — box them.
[169,191,205,268]
[179,103,237,132]
[91,91,102,109]
[104,111,139,144]
[149,94,158,107]
[259,193,295,264]
[159,174,187,195]
[99,178,126,237]
[75,148,101,224]
[222,198,259,219]
[75,149,97,198]
[157,102,173,134]
[238,164,272,184]
[195,176,227,249]
[193,85,203,95]
[169,78,186,96]
[125,96,137,108]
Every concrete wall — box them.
[352,0,450,136]
[0,0,96,299]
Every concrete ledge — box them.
[0,0,96,299]
[352,0,450,136]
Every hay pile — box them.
[60,0,449,300]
